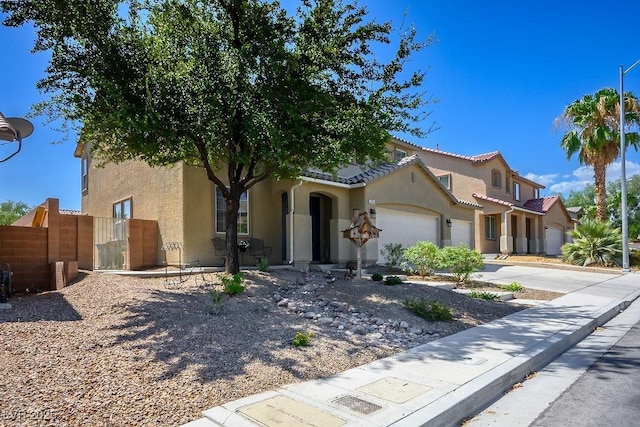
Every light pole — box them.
[0,111,33,162]
[619,60,640,273]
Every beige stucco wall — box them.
[81,151,184,265]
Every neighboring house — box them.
[75,141,480,269]
[389,138,575,255]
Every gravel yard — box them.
[0,268,561,426]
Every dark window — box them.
[485,216,496,240]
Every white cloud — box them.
[523,172,558,186]
[543,161,640,196]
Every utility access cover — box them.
[238,395,346,427]
[357,377,432,403]
[332,395,382,415]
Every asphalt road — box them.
[530,318,640,427]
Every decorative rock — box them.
[337,325,345,330]
[276,298,289,307]
[317,317,333,325]
[400,321,409,329]
[353,325,366,335]
[409,327,423,335]
[304,312,317,319]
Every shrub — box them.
[403,298,453,321]
[403,241,440,276]
[291,331,314,347]
[257,258,270,272]
[380,243,405,270]
[221,272,246,295]
[384,275,403,285]
[468,291,500,301]
[500,282,523,292]
[439,244,484,283]
[371,272,384,281]
[629,249,640,267]
[562,219,621,267]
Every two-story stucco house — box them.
[75,136,573,270]
[75,139,480,269]
[402,140,575,255]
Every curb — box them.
[391,295,640,427]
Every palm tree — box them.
[555,87,640,220]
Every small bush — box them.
[371,272,384,281]
[291,331,314,347]
[468,291,500,301]
[221,272,246,295]
[629,249,640,267]
[403,241,440,276]
[384,275,403,286]
[257,258,270,272]
[210,288,224,304]
[403,298,453,321]
[439,244,484,283]
[380,243,405,270]
[500,282,523,292]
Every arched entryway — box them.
[309,193,333,263]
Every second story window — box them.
[393,149,407,162]
[437,174,451,190]
[491,169,502,189]
[534,188,540,198]
[505,175,511,194]
[81,156,88,193]
[513,182,521,201]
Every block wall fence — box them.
[0,198,158,292]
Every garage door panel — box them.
[451,220,472,247]
[376,208,438,264]
[546,226,563,255]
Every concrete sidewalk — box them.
[183,270,640,427]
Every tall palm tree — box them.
[556,87,640,220]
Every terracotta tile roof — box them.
[420,146,502,164]
[522,196,560,213]
[472,193,514,207]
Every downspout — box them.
[289,180,304,264]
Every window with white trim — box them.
[486,216,496,240]
[393,149,407,162]
[216,187,248,234]
[81,156,88,193]
[513,182,521,201]
[113,198,132,241]
[437,174,451,190]
[534,188,540,198]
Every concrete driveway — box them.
[473,262,625,294]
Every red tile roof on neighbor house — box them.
[522,196,560,213]
[472,193,560,215]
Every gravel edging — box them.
[0,269,539,426]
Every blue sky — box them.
[2,0,640,211]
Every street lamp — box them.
[619,60,640,273]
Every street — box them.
[531,318,640,427]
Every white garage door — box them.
[375,208,438,264]
[546,226,563,255]
[451,220,472,247]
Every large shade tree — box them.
[555,87,640,221]
[1,0,436,273]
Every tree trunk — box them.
[593,163,608,221]
[224,189,241,274]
